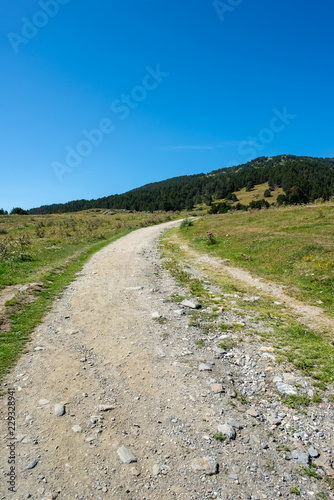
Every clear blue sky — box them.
[1,0,333,211]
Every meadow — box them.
[231,182,284,205]
[181,203,334,317]
[159,203,334,389]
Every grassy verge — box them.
[0,210,180,385]
[177,203,334,317]
[159,227,334,388]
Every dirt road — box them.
[1,221,333,500]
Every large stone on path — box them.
[117,445,137,464]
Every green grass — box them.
[160,219,334,387]
[282,394,311,409]
[220,323,243,332]
[325,477,334,490]
[195,340,206,348]
[178,203,334,317]
[0,210,180,387]
[298,465,321,479]
[0,211,176,288]
[218,340,236,351]
[153,317,167,324]
[276,444,291,452]
[272,323,334,384]
[213,432,227,442]
[170,293,184,303]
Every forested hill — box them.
[29,155,334,214]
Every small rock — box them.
[126,286,143,291]
[247,408,259,418]
[156,348,166,358]
[213,346,226,357]
[229,473,238,480]
[180,300,201,310]
[210,384,224,393]
[16,434,27,442]
[22,436,32,444]
[217,424,236,441]
[191,456,218,475]
[243,296,259,302]
[98,405,114,412]
[250,434,261,444]
[308,445,320,458]
[54,404,65,417]
[151,312,162,319]
[117,445,137,464]
[275,382,297,395]
[291,449,310,466]
[314,455,332,471]
[39,399,50,405]
[26,459,38,470]
[259,346,275,353]
[228,418,243,430]
[198,363,213,372]
[34,347,45,351]
[130,467,140,476]
[283,372,298,383]
[267,415,282,425]
[152,464,160,476]
[227,389,237,398]
[43,493,57,500]
[72,425,82,433]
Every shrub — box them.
[180,218,193,228]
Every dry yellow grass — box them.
[232,182,284,205]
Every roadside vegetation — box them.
[159,203,334,391]
[179,203,334,317]
[0,210,179,384]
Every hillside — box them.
[28,155,334,214]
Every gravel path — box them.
[1,221,333,500]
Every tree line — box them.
[24,155,334,214]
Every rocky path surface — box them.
[0,221,333,500]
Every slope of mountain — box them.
[29,155,334,214]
